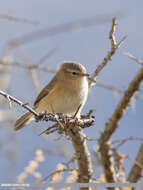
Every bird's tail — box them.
[14,112,33,131]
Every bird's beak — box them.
[81,73,89,77]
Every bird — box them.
[14,62,89,131]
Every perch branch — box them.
[65,124,93,190]
[38,113,95,135]
[0,90,94,190]
[0,90,38,116]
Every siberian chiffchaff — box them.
[14,62,89,131]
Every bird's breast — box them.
[36,79,88,116]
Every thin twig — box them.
[0,60,56,73]
[0,13,39,25]
[87,17,126,190]
[7,12,124,48]
[0,90,38,116]
[28,69,42,92]
[89,17,126,87]
[113,137,143,149]
[124,52,143,66]
[96,81,143,101]
[38,47,58,65]
[42,168,76,182]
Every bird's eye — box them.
[72,72,77,76]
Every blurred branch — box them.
[89,17,126,87]
[26,47,58,92]
[7,11,125,48]
[0,59,56,73]
[113,137,143,149]
[0,13,39,25]
[37,47,58,65]
[42,168,76,181]
[0,54,13,106]
[96,81,143,101]
[28,69,42,92]
[124,52,143,66]
[127,143,143,189]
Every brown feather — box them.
[34,76,57,107]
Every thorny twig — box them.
[89,17,126,190]
[0,90,38,116]
[89,17,126,87]
[96,19,143,189]
[37,113,95,135]
[0,90,94,190]
[0,90,95,133]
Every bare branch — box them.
[0,13,39,25]
[0,60,56,73]
[113,137,143,149]
[38,47,58,65]
[127,143,143,189]
[96,81,143,101]
[89,17,126,87]
[42,168,76,182]
[98,65,143,148]
[0,90,38,116]
[124,52,143,66]
[28,69,42,92]
[7,12,125,48]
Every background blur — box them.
[0,0,143,186]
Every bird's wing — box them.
[34,76,57,107]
